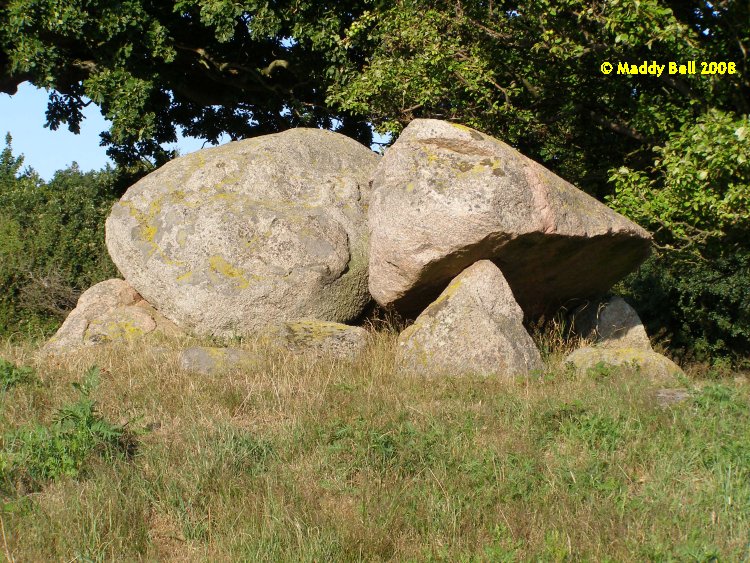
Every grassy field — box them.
[0,330,749,562]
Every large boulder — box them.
[43,279,182,354]
[106,129,379,337]
[398,260,543,377]
[368,119,652,317]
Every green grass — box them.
[0,334,748,561]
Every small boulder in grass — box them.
[573,296,652,350]
[397,260,543,378]
[179,346,256,375]
[42,279,183,355]
[267,319,369,360]
[564,346,684,384]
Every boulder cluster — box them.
[45,119,679,380]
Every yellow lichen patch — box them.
[148,200,162,217]
[154,247,186,267]
[120,197,188,265]
[208,255,250,289]
[450,122,485,141]
[406,182,416,192]
[450,123,474,132]
[85,320,148,343]
[170,190,187,202]
[212,192,241,202]
[284,320,349,341]
[430,278,463,308]
[400,278,466,341]
[143,225,158,242]
[176,271,193,283]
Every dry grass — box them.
[1,332,749,561]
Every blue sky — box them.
[0,82,213,180]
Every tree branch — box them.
[587,110,649,143]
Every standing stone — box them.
[398,260,543,377]
[368,119,652,317]
[106,129,379,337]
[574,296,652,350]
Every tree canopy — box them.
[1,1,747,186]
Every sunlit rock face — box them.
[106,129,379,337]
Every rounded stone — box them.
[564,346,684,383]
[397,260,543,378]
[105,129,379,337]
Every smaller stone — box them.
[268,319,369,359]
[397,260,543,377]
[42,279,185,355]
[574,296,651,350]
[656,388,691,407]
[179,347,255,375]
[564,346,684,383]
[74,279,140,318]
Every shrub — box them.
[0,134,126,337]
[609,110,750,363]
[618,253,750,363]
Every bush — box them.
[618,253,750,363]
[609,110,750,364]
[0,134,126,337]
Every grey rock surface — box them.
[574,296,652,350]
[368,119,652,317]
[397,260,543,377]
[564,346,684,383]
[179,346,255,375]
[106,128,379,337]
[656,388,691,407]
[268,319,369,359]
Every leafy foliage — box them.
[617,253,750,361]
[0,366,136,492]
[0,357,36,391]
[0,0,375,168]
[609,111,750,361]
[0,135,120,336]
[609,110,750,256]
